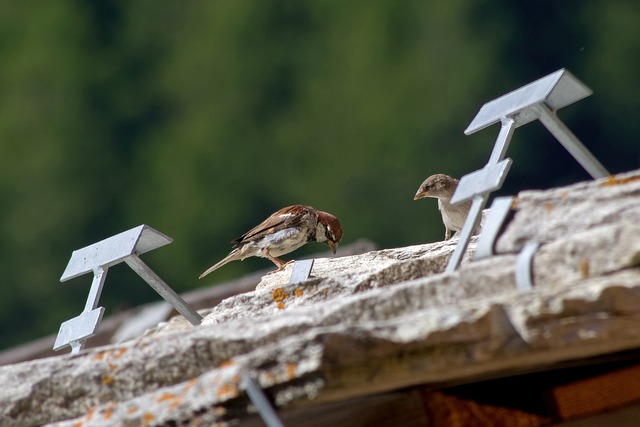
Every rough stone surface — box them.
[1,171,640,426]
[496,170,640,253]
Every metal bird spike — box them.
[54,225,202,354]
[290,259,314,284]
[446,68,609,273]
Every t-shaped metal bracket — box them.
[54,225,202,354]
[465,68,608,179]
[445,69,609,273]
[444,157,513,273]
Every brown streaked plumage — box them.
[199,205,343,279]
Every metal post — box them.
[445,196,488,273]
[69,341,83,354]
[515,241,540,291]
[125,255,203,326]
[85,267,108,312]
[488,118,516,164]
[243,374,285,427]
[533,103,609,179]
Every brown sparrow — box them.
[199,205,343,279]
[414,174,481,240]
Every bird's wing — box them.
[232,205,314,245]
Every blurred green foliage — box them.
[0,0,638,350]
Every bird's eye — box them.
[325,227,336,241]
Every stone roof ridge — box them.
[2,169,640,426]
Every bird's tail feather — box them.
[199,249,242,279]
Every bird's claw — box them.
[266,260,294,275]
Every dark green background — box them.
[1,1,638,350]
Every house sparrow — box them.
[199,205,343,279]
[414,174,481,240]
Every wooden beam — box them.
[549,362,640,420]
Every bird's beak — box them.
[327,240,338,254]
[414,190,427,201]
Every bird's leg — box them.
[264,250,288,273]
[444,227,451,240]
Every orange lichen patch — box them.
[545,202,554,213]
[560,191,569,198]
[114,347,127,359]
[103,402,114,420]
[277,301,286,310]
[286,363,296,380]
[85,407,97,421]
[156,392,184,411]
[218,359,235,369]
[184,377,199,391]
[272,287,290,302]
[127,405,138,415]
[134,340,151,350]
[142,412,155,426]
[294,288,303,297]
[72,422,83,427]
[94,352,105,361]
[217,381,239,399]
[579,259,590,279]
[102,376,115,386]
[108,362,118,371]
[168,397,184,411]
[157,392,178,403]
[260,371,275,385]
[600,174,640,187]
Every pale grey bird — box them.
[414,174,483,240]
